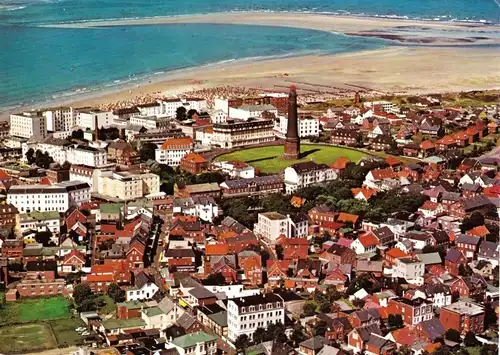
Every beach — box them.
[45,12,500,46]
[2,45,496,119]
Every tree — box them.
[61,161,71,170]
[290,325,306,346]
[266,322,286,343]
[398,345,413,355]
[445,328,461,343]
[204,272,226,286]
[73,283,93,306]
[352,298,365,309]
[312,320,328,337]
[275,244,284,260]
[139,142,157,162]
[25,148,35,164]
[176,106,187,121]
[480,344,498,355]
[464,331,478,347]
[107,283,125,303]
[71,129,84,139]
[302,300,317,317]
[253,327,266,344]
[235,334,249,350]
[35,231,53,246]
[187,109,198,119]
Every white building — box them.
[274,116,320,138]
[68,145,108,167]
[77,109,113,129]
[130,115,170,130]
[184,97,208,113]
[229,104,277,121]
[208,109,227,124]
[137,102,163,117]
[211,161,255,179]
[98,171,160,201]
[201,284,260,300]
[169,332,218,355]
[10,112,47,139]
[227,293,285,342]
[21,138,72,165]
[172,196,219,222]
[211,118,275,149]
[155,137,193,166]
[364,100,398,114]
[7,181,91,213]
[411,284,452,308]
[283,161,337,194]
[393,257,425,285]
[161,99,185,117]
[44,107,75,132]
[19,211,61,234]
[253,212,308,244]
[126,272,160,302]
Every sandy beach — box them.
[45,12,500,46]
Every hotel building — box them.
[44,107,75,132]
[211,118,275,148]
[76,109,113,129]
[129,115,171,130]
[155,137,193,167]
[274,116,320,138]
[284,161,337,194]
[98,171,160,200]
[7,181,91,213]
[227,293,284,342]
[228,104,278,121]
[10,112,47,140]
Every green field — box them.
[215,144,367,173]
[49,318,86,348]
[0,296,71,325]
[0,323,57,353]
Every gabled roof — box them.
[337,212,359,224]
[456,234,481,245]
[300,336,325,351]
[445,248,465,263]
[205,243,229,256]
[135,271,155,289]
[466,225,489,237]
[357,234,379,248]
[331,157,351,170]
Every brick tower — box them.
[283,85,300,159]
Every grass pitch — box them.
[215,144,367,173]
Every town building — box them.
[389,298,434,326]
[211,161,255,179]
[76,108,113,130]
[10,112,47,139]
[125,271,159,302]
[284,162,337,194]
[7,181,91,213]
[155,137,193,166]
[98,171,160,201]
[274,115,320,138]
[211,118,275,148]
[253,212,307,243]
[228,104,278,120]
[19,211,60,234]
[168,331,218,355]
[392,257,425,285]
[130,115,171,130]
[220,175,283,198]
[173,196,219,222]
[44,107,75,132]
[227,293,284,342]
[180,153,208,174]
[439,301,485,335]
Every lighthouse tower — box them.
[283,85,300,160]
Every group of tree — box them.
[25,148,54,169]
[387,314,404,329]
[175,107,199,121]
[235,321,287,351]
[139,142,158,162]
[107,283,126,303]
[73,283,106,312]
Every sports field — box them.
[0,296,71,325]
[215,144,367,173]
[0,323,57,353]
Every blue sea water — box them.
[0,0,499,109]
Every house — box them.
[283,161,337,194]
[370,135,393,151]
[417,201,444,218]
[351,188,377,201]
[300,336,325,355]
[439,301,484,335]
[388,298,434,326]
[337,212,359,227]
[330,129,360,146]
[444,248,467,277]
[125,271,159,302]
[385,248,409,265]
[126,238,146,270]
[58,249,86,275]
[456,234,481,260]
[465,225,489,238]
[477,240,499,267]
[320,243,357,266]
[351,234,379,254]
[356,260,383,277]
[435,136,456,151]
[371,226,395,246]
[169,331,218,355]
[399,231,435,250]
[418,141,435,158]
[277,236,309,260]
[238,250,263,286]
[177,312,203,334]
[417,318,446,342]
[348,309,381,328]
[309,205,337,225]
[320,314,352,342]
[450,276,487,301]
[412,284,452,308]
[179,152,208,174]
[196,303,228,338]
[393,257,425,285]
[347,324,382,353]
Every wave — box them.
[2,5,26,11]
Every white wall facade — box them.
[10,113,47,139]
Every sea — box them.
[1,0,499,110]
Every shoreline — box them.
[2,46,499,121]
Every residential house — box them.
[320,244,357,266]
[299,336,325,355]
[477,240,499,268]
[169,331,218,355]
[238,250,263,286]
[439,301,484,335]
[450,276,486,301]
[456,234,481,260]
[125,271,159,302]
[444,248,467,277]
[388,298,434,326]
[392,257,425,285]
[351,234,379,254]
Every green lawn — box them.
[0,296,71,325]
[49,318,87,348]
[0,323,57,354]
[215,144,367,173]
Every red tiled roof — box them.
[351,188,377,200]
[63,249,86,264]
[331,157,351,170]
[386,248,409,259]
[436,135,455,145]
[205,243,229,255]
[419,140,435,150]
[357,234,379,248]
[182,152,207,164]
[320,221,345,230]
[452,131,468,140]
[385,156,401,166]
[370,168,396,180]
[39,177,52,185]
[160,137,193,150]
[337,213,359,224]
[466,225,489,237]
[419,201,439,211]
[0,169,10,179]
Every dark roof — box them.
[420,318,445,341]
[456,234,481,245]
[165,247,195,258]
[292,212,309,223]
[461,183,481,192]
[25,260,57,272]
[463,195,493,211]
[135,271,155,289]
[373,226,394,240]
[176,312,197,330]
[223,174,282,189]
[231,293,282,307]
[366,334,391,349]
[478,240,499,259]
[353,309,381,322]
[445,248,464,263]
[189,287,216,300]
[272,289,306,302]
[432,230,449,243]
[300,336,325,351]
[356,324,382,342]
[290,161,329,173]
